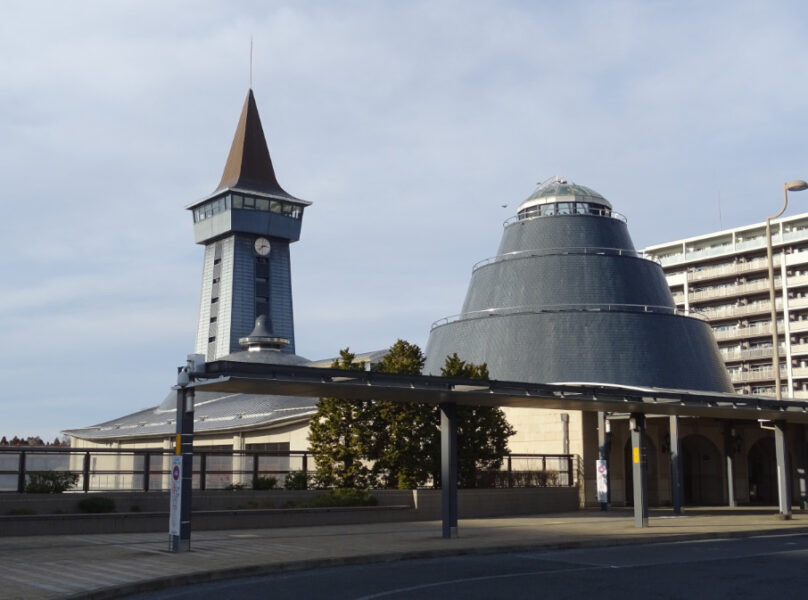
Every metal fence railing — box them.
[0,447,578,493]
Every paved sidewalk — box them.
[3,507,807,600]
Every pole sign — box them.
[169,456,182,536]
[596,459,608,503]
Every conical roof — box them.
[424,180,732,393]
[215,89,300,201]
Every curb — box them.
[63,524,808,600]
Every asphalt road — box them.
[124,533,808,600]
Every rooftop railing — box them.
[431,303,706,330]
[503,208,627,227]
[471,246,647,272]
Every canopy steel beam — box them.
[191,362,808,424]
[184,361,808,535]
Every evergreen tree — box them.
[441,353,516,488]
[368,340,438,489]
[307,349,372,488]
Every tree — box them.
[365,340,439,489]
[441,353,516,488]
[308,349,372,488]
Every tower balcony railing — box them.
[471,246,645,272]
[503,208,627,228]
[431,303,705,330]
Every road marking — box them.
[353,565,615,600]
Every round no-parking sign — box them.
[173,465,180,481]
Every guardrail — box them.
[0,447,578,493]
[431,303,706,330]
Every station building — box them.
[65,92,807,508]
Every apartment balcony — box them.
[713,322,781,341]
[687,257,769,283]
[792,390,808,399]
[653,231,808,268]
[790,343,808,356]
[687,274,808,303]
[729,368,788,384]
[700,296,808,322]
[721,346,782,362]
[792,366,808,378]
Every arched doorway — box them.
[681,434,723,505]
[748,437,777,504]
[624,437,659,506]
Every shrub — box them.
[6,507,36,516]
[224,482,247,491]
[290,488,378,508]
[284,470,309,490]
[78,496,116,513]
[252,476,278,490]
[474,469,561,488]
[25,471,79,494]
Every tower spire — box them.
[214,89,298,200]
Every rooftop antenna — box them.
[250,37,253,89]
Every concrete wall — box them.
[0,487,579,536]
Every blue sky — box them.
[2,1,808,440]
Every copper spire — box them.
[215,89,297,199]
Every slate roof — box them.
[214,88,304,203]
[63,391,317,441]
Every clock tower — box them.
[187,89,310,360]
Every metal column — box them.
[774,421,792,519]
[440,402,458,539]
[170,365,196,552]
[597,412,609,511]
[798,425,808,510]
[669,416,683,515]
[723,422,737,508]
[630,414,648,528]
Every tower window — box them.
[208,336,216,343]
[211,297,219,304]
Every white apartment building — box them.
[644,212,808,399]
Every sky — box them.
[2,0,808,441]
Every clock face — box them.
[254,237,271,256]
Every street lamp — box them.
[766,180,808,401]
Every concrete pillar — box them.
[669,416,683,515]
[798,425,808,510]
[775,421,792,519]
[630,414,648,528]
[723,422,737,508]
[233,433,246,486]
[597,412,609,511]
[440,402,458,539]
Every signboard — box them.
[596,459,608,503]
[169,456,182,536]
